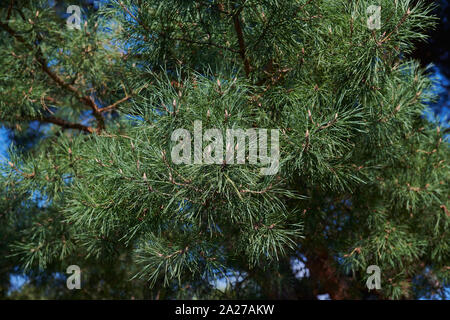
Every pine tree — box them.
[0,0,448,299]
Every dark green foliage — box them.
[0,0,448,299]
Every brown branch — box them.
[232,9,251,77]
[37,58,105,132]
[317,113,338,131]
[43,96,62,105]
[7,161,35,179]
[380,104,401,123]
[440,205,450,218]
[304,248,353,299]
[12,115,93,133]
[100,95,131,113]
[40,116,94,133]
[240,184,273,194]
[379,9,411,45]
[6,0,14,20]
[0,21,105,133]
[302,129,310,152]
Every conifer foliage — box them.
[0,0,448,299]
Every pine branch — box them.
[100,95,131,113]
[169,36,240,54]
[379,8,412,45]
[0,21,105,132]
[232,7,251,77]
[39,116,94,133]
[1,18,131,133]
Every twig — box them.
[100,95,131,113]
[379,9,411,45]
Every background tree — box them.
[0,0,448,299]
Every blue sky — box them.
[0,127,10,164]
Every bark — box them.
[304,248,354,300]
